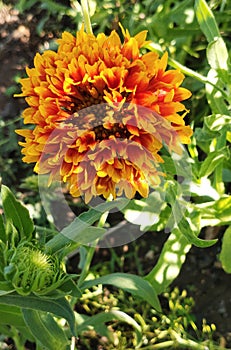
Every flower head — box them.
[16,26,192,202]
[4,244,66,296]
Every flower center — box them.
[93,122,131,141]
[62,102,133,142]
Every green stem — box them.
[12,329,25,350]
[171,329,210,350]
[81,0,93,34]
[77,209,109,287]
[127,332,211,349]
[71,336,76,350]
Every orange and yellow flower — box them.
[16,26,192,203]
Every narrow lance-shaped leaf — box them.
[195,0,220,43]
[81,272,161,312]
[0,304,27,328]
[197,196,231,227]
[178,216,217,248]
[0,214,6,243]
[220,226,231,273]
[167,190,217,248]
[0,293,76,336]
[23,310,69,350]
[199,147,229,178]
[214,196,231,224]
[45,198,128,254]
[0,185,34,239]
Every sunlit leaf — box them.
[178,216,217,248]
[123,192,166,231]
[195,196,231,227]
[199,147,229,178]
[207,37,228,71]
[145,228,191,294]
[188,177,219,200]
[220,226,231,273]
[206,69,229,115]
[214,196,231,224]
[195,0,220,42]
[204,114,231,132]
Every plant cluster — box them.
[0,0,230,349]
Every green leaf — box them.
[1,185,34,240]
[198,196,231,227]
[0,281,14,295]
[60,223,104,245]
[57,278,81,298]
[81,272,161,312]
[123,199,163,231]
[76,310,142,346]
[145,228,191,294]
[206,69,229,115]
[204,114,231,132]
[16,0,38,12]
[188,177,219,200]
[199,147,230,178]
[75,312,113,341]
[123,190,171,232]
[220,226,231,273]
[145,209,217,294]
[178,216,217,248]
[124,199,171,232]
[0,304,26,328]
[45,198,128,254]
[214,196,231,224]
[23,310,69,350]
[207,37,228,71]
[0,293,76,336]
[0,214,6,243]
[195,0,220,43]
